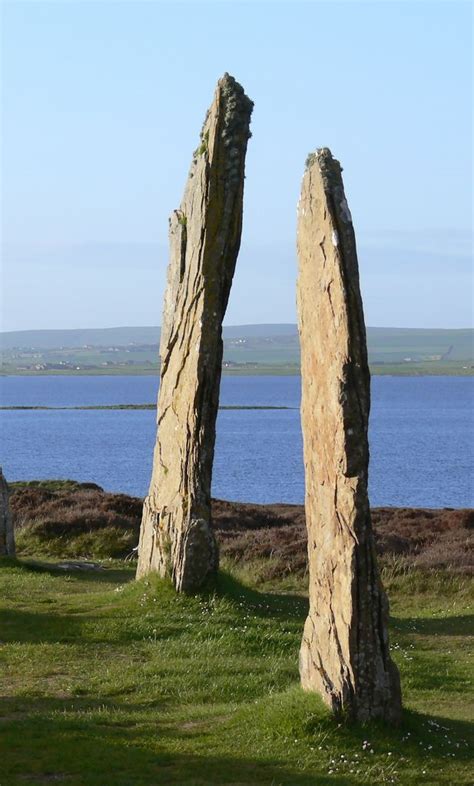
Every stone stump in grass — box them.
[136,74,253,592]
[0,468,15,557]
[296,148,402,723]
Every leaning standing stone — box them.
[136,74,253,592]
[296,148,402,722]
[0,468,15,557]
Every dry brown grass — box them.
[9,481,473,572]
[10,482,142,557]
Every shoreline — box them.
[0,404,295,411]
[1,366,473,377]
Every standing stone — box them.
[0,468,15,557]
[136,74,253,592]
[296,148,402,723]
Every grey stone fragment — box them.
[0,468,15,557]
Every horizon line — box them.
[2,323,473,335]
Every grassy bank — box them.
[1,482,473,784]
[1,558,472,785]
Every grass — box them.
[10,479,93,492]
[0,555,472,785]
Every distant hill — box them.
[0,326,161,350]
[0,324,298,350]
[1,324,472,360]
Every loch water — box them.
[0,375,472,508]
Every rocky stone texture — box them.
[136,74,253,592]
[0,468,15,557]
[296,148,402,723]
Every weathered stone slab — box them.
[297,148,402,722]
[0,468,15,557]
[137,74,253,592]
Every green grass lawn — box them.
[0,559,472,785]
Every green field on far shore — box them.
[2,325,472,376]
[2,361,473,376]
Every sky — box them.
[1,0,472,332]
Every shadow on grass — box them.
[1,694,472,786]
[1,555,135,585]
[305,705,473,781]
[401,707,473,750]
[21,559,135,585]
[0,607,87,644]
[0,566,305,646]
[0,606,200,646]
[392,614,474,637]
[0,694,171,719]
[213,570,309,622]
[0,696,334,786]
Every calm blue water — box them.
[0,375,472,507]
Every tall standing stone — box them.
[136,74,253,592]
[0,468,15,557]
[297,148,402,722]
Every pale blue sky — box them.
[1,0,472,331]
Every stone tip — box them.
[218,73,254,111]
[305,147,335,170]
[219,72,239,89]
[304,148,343,184]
